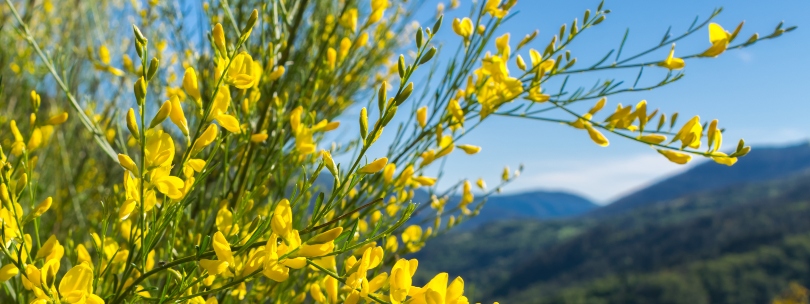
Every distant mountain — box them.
[414,147,810,303]
[411,190,598,230]
[456,191,597,229]
[592,142,810,217]
[493,170,810,303]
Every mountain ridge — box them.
[591,141,810,217]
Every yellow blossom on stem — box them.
[657,149,692,164]
[359,157,388,174]
[658,43,685,70]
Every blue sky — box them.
[382,0,810,204]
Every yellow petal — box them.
[216,114,241,133]
[359,157,388,174]
[457,144,481,155]
[657,149,692,165]
[200,259,229,276]
[45,112,69,125]
[212,231,234,265]
[169,96,189,136]
[0,264,18,282]
[183,67,201,101]
[708,23,730,44]
[585,125,609,147]
[711,152,737,166]
[250,133,268,143]
[118,154,139,175]
[308,227,343,245]
[638,134,667,145]
[191,124,219,155]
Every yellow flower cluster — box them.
[0,0,792,303]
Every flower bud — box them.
[118,154,139,175]
[359,107,368,139]
[134,77,147,105]
[241,9,258,40]
[213,23,227,57]
[146,57,159,80]
[418,47,437,65]
[359,157,388,174]
[126,108,139,138]
[397,55,406,78]
[150,100,172,129]
[183,67,201,101]
[395,82,413,105]
[307,227,343,244]
[45,112,68,125]
[132,24,147,44]
[416,106,428,128]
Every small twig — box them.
[301,198,383,234]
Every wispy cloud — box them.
[506,153,690,204]
[736,50,754,63]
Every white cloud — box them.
[505,153,691,204]
[736,50,754,63]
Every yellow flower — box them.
[169,95,189,136]
[710,151,738,166]
[191,124,219,155]
[390,258,418,304]
[378,164,395,184]
[310,284,326,303]
[658,43,685,70]
[359,157,388,174]
[261,235,289,282]
[638,134,667,145]
[452,18,473,39]
[216,207,240,235]
[707,119,722,153]
[341,8,358,32]
[27,128,43,151]
[516,54,527,70]
[476,178,486,190]
[584,125,609,147]
[216,114,241,133]
[413,176,437,187]
[401,225,424,252]
[484,0,508,18]
[657,149,692,165]
[408,273,468,304]
[447,99,465,127]
[213,23,227,57]
[307,227,343,245]
[457,144,481,155]
[269,66,285,81]
[99,45,111,65]
[183,67,201,101]
[250,132,268,143]
[212,231,234,265]
[199,259,230,276]
[272,199,293,239]
[118,154,138,175]
[59,262,103,304]
[0,264,18,282]
[495,33,510,58]
[32,197,52,217]
[701,23,730,57]
[144,129,175,168]
[297,241,335,257]
[126,108,139,138]
[416,106,428,128]
[45,112,69,125]
[673,116,702,149]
